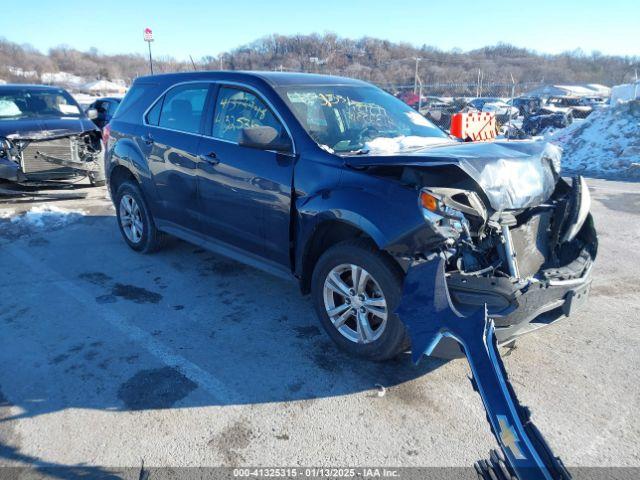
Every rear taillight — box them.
[102,123,111,148]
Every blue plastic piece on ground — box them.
[397,257,572,480]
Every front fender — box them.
[295,183,444,273]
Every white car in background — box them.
[467,97,520,119]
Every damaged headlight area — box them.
[419,187,487,240]
[417,175,596,283]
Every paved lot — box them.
[0,178,639,473]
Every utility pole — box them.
[510,72,516,98]
[143,28,154,74]
[413,57,421,94]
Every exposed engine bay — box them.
[0,130,103,185]
[413,174,595,281]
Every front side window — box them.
[212,87,285,143]
[278,85,448,154]
[0,88,81,119]
[158,84,209,134]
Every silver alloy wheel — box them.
[119,194,144,244]
[322,263,388,344]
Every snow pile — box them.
[9,205,86,228]
[549,100,640,178]
[364,135,452,155]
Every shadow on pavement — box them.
[0,213,449,471]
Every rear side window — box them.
[212,87,285,143]
[112,84,153,121]
[158,84,209,134]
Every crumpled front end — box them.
[422,174,596,345]
[0,131,103,184]
[348,139,597,346]
[454,141,561,211]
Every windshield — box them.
[278,85,449,154]
[0,88,82,120]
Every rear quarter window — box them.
[112,83,161,123]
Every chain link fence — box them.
[374,82,547,132]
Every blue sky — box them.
[5,0,638,59]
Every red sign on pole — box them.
[143,28,154,42]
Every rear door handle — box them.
[143,133,154,145]
[199,151,219,165]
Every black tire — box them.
[114,180,166,253]
[311,238,409,361]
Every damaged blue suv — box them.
[105,72,597,361]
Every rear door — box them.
[195,84,295,267]
[142,83,211,228]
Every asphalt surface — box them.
[0,178,638,473]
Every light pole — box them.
[143,28,154,74]
[413,57,421,94]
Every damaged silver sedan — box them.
[0,84,105,187]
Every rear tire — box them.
[114,180,166,253]
[311,239,409,361]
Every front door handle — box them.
[199,151,219,165]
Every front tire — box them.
[114,180,165,253]
[311,239,409,361]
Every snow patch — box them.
[548,100,640,179]
[9,205,86,228]
[364,135,452,155]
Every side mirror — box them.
[239,126,292,153]
[87,108,98,120]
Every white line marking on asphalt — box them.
[7,245,239,404]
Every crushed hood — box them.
[345,140,561,211]
[0,116,98,141]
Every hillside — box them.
[1,34,638,87]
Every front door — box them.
[196,85,295,267]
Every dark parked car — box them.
[522,111,573,136]
[105,72,597,361]
[511,96,543,116]
[0,84,104,186]
[86,97,121,130]
[544,96,593,118]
